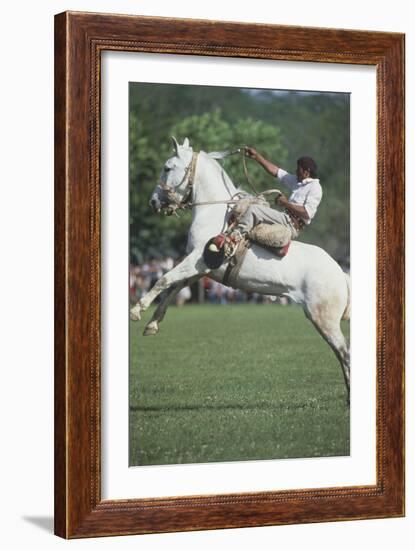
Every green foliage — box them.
[169,109,288,190]
[129,84,350,261]
[129,109,188,262]
[130,304,350,466]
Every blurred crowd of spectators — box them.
[130,257,175,301]
[130,257,289,306]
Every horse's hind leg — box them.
[305,303,350,399]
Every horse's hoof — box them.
[130,304,142,321]
[143,322,159,336]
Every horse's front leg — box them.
[130,252,207,321]
[143,274,203,335]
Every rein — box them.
[188,189,282,209]
[207,146,259,196]
[186,146,260,208]
[241,150,260,196]
[159,146,281,212]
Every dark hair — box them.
[297,156,318,178]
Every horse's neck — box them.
[189,153,237,240]
[193,153,238,211]
[193,152,237,202]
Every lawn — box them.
[129,303,350,466]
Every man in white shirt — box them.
[238,146,323,241]
[207,147,322,259]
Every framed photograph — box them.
[54,11,404,538]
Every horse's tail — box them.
[342,271,351,321]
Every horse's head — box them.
[150,137,194,215]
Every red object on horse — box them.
[276,242,291,257]
[213,234,226,249]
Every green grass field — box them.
[129,303,350,466]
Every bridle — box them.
[156,152,199,214]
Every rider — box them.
[230,147,322,247]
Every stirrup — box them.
[203,230,244,270]
[207,233,226,253]
[224,229,244,259]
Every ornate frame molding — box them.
[55,11,404,538]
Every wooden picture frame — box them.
[54,11,405,538]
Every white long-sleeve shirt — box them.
[277,168,323,225]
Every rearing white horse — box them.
[131,138,351,396]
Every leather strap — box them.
[222,238,251,288]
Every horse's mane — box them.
[202,149,255,200]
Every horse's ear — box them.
[171,136,179,155]
[183,137,190,148]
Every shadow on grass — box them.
[130,400,346,413]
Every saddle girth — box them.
[222,237,251,289]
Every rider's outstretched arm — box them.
[245,146,279,177]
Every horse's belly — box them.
[237,254,294,295]
[210,248,301,297]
